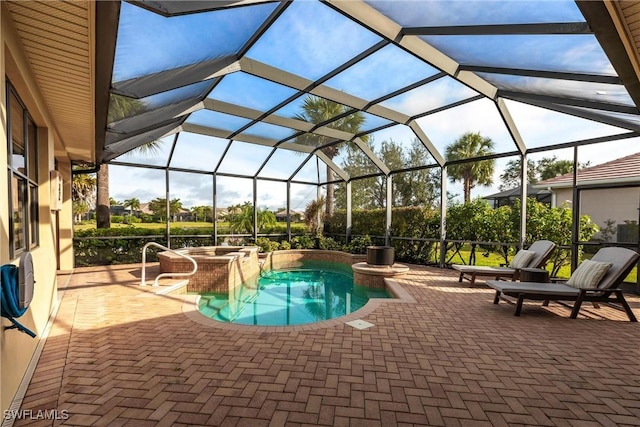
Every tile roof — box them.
[484,185,551,200]
[536,152,640,187]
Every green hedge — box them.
[325,207,440,263]
[73,227,220,266]
[74,224,314,266]
[74,199,599,270]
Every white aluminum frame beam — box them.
[496,98,527,154]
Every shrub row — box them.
[73,227,222,266]
[74,199,599,270]
[254,235,374,255]
[325,206,440,263]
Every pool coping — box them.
[180,277,416,333]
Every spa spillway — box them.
[158,246,260,293]
[352,246,409,288]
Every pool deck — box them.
[12,263,640,426]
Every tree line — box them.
[77,94,585,228]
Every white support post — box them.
[213,174,217,244]
[440,167,448,267]
[165,169,171,248]
[386,175,392,246]
[287,181,292,242]
[253,178,258,242]
[520,153,528,249]
[317,185,322,236]
[346,181,352,243]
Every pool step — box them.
[205,297,227,311]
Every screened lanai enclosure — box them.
[91,0,640,274]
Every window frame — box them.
[6,80,39,258]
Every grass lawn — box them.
[447,247,637,283]
[74,221,308,234]
[74,221,217,231]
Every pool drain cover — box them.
[346,319,374,330]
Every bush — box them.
[111,215,124,224]
[291,235,315,249]
[445,199,493,265]
[139,214,154,223]
[255,237,280,253]
[326,206,440,263]
[123,215,141,224]
[518,198,599,276]
[317,236,342,251]
[74,227,216,266]
[325,209,386,236]
[390,206,440,263]
[74,228,164,266]
[345,235,372,254]
[74,199,600,270]
[279,241,291,250]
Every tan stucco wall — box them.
[0,4,7,268]
[580,188,640,238]
[1,3,74,414]
[57,158,75,271]
[552,188,574,209]
[551,187,640,240]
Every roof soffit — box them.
[578,0,640,110]
[5,0,95,163]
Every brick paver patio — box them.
[12,263,640,426]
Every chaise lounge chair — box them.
[486,247,639,321]
[451,240,556,286]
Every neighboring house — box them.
[483,186,551,208]
[109,205,127,216]
[215,208,229,222]
[275,209,303,222]
[534,152,640,243]
[138,202,192,221]
[173,208,192,222]
[138,202,153,216]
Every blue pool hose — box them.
[0,264,36,338]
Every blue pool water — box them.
[198,262,390,326]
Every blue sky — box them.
[109,0,640,210]
[366,0,585,27]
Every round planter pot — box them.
[366,246,395,266]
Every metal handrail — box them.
[141,242,197,287]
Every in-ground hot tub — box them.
[352,246,409,289]
[158,246,260,293]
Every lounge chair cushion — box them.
[565,259,612,289]
[508,250,536,268]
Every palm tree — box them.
[96,94,160,228]
[72,168,96,223]
[123,197,140,216]
[226,202,276,234]
[226,202,254,234]
[294,96,367,217]
[304,195,325,235]
[72,168,96,205]
[191,205,212,222]
[257,208,276,232]
[168,198,184,221]
[147,197,183,222]
[96,163,111,228]
[445,132,495,203]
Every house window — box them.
[7,81,39,258]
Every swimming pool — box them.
[197,262,390,326]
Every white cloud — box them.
[415,98,516,155]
